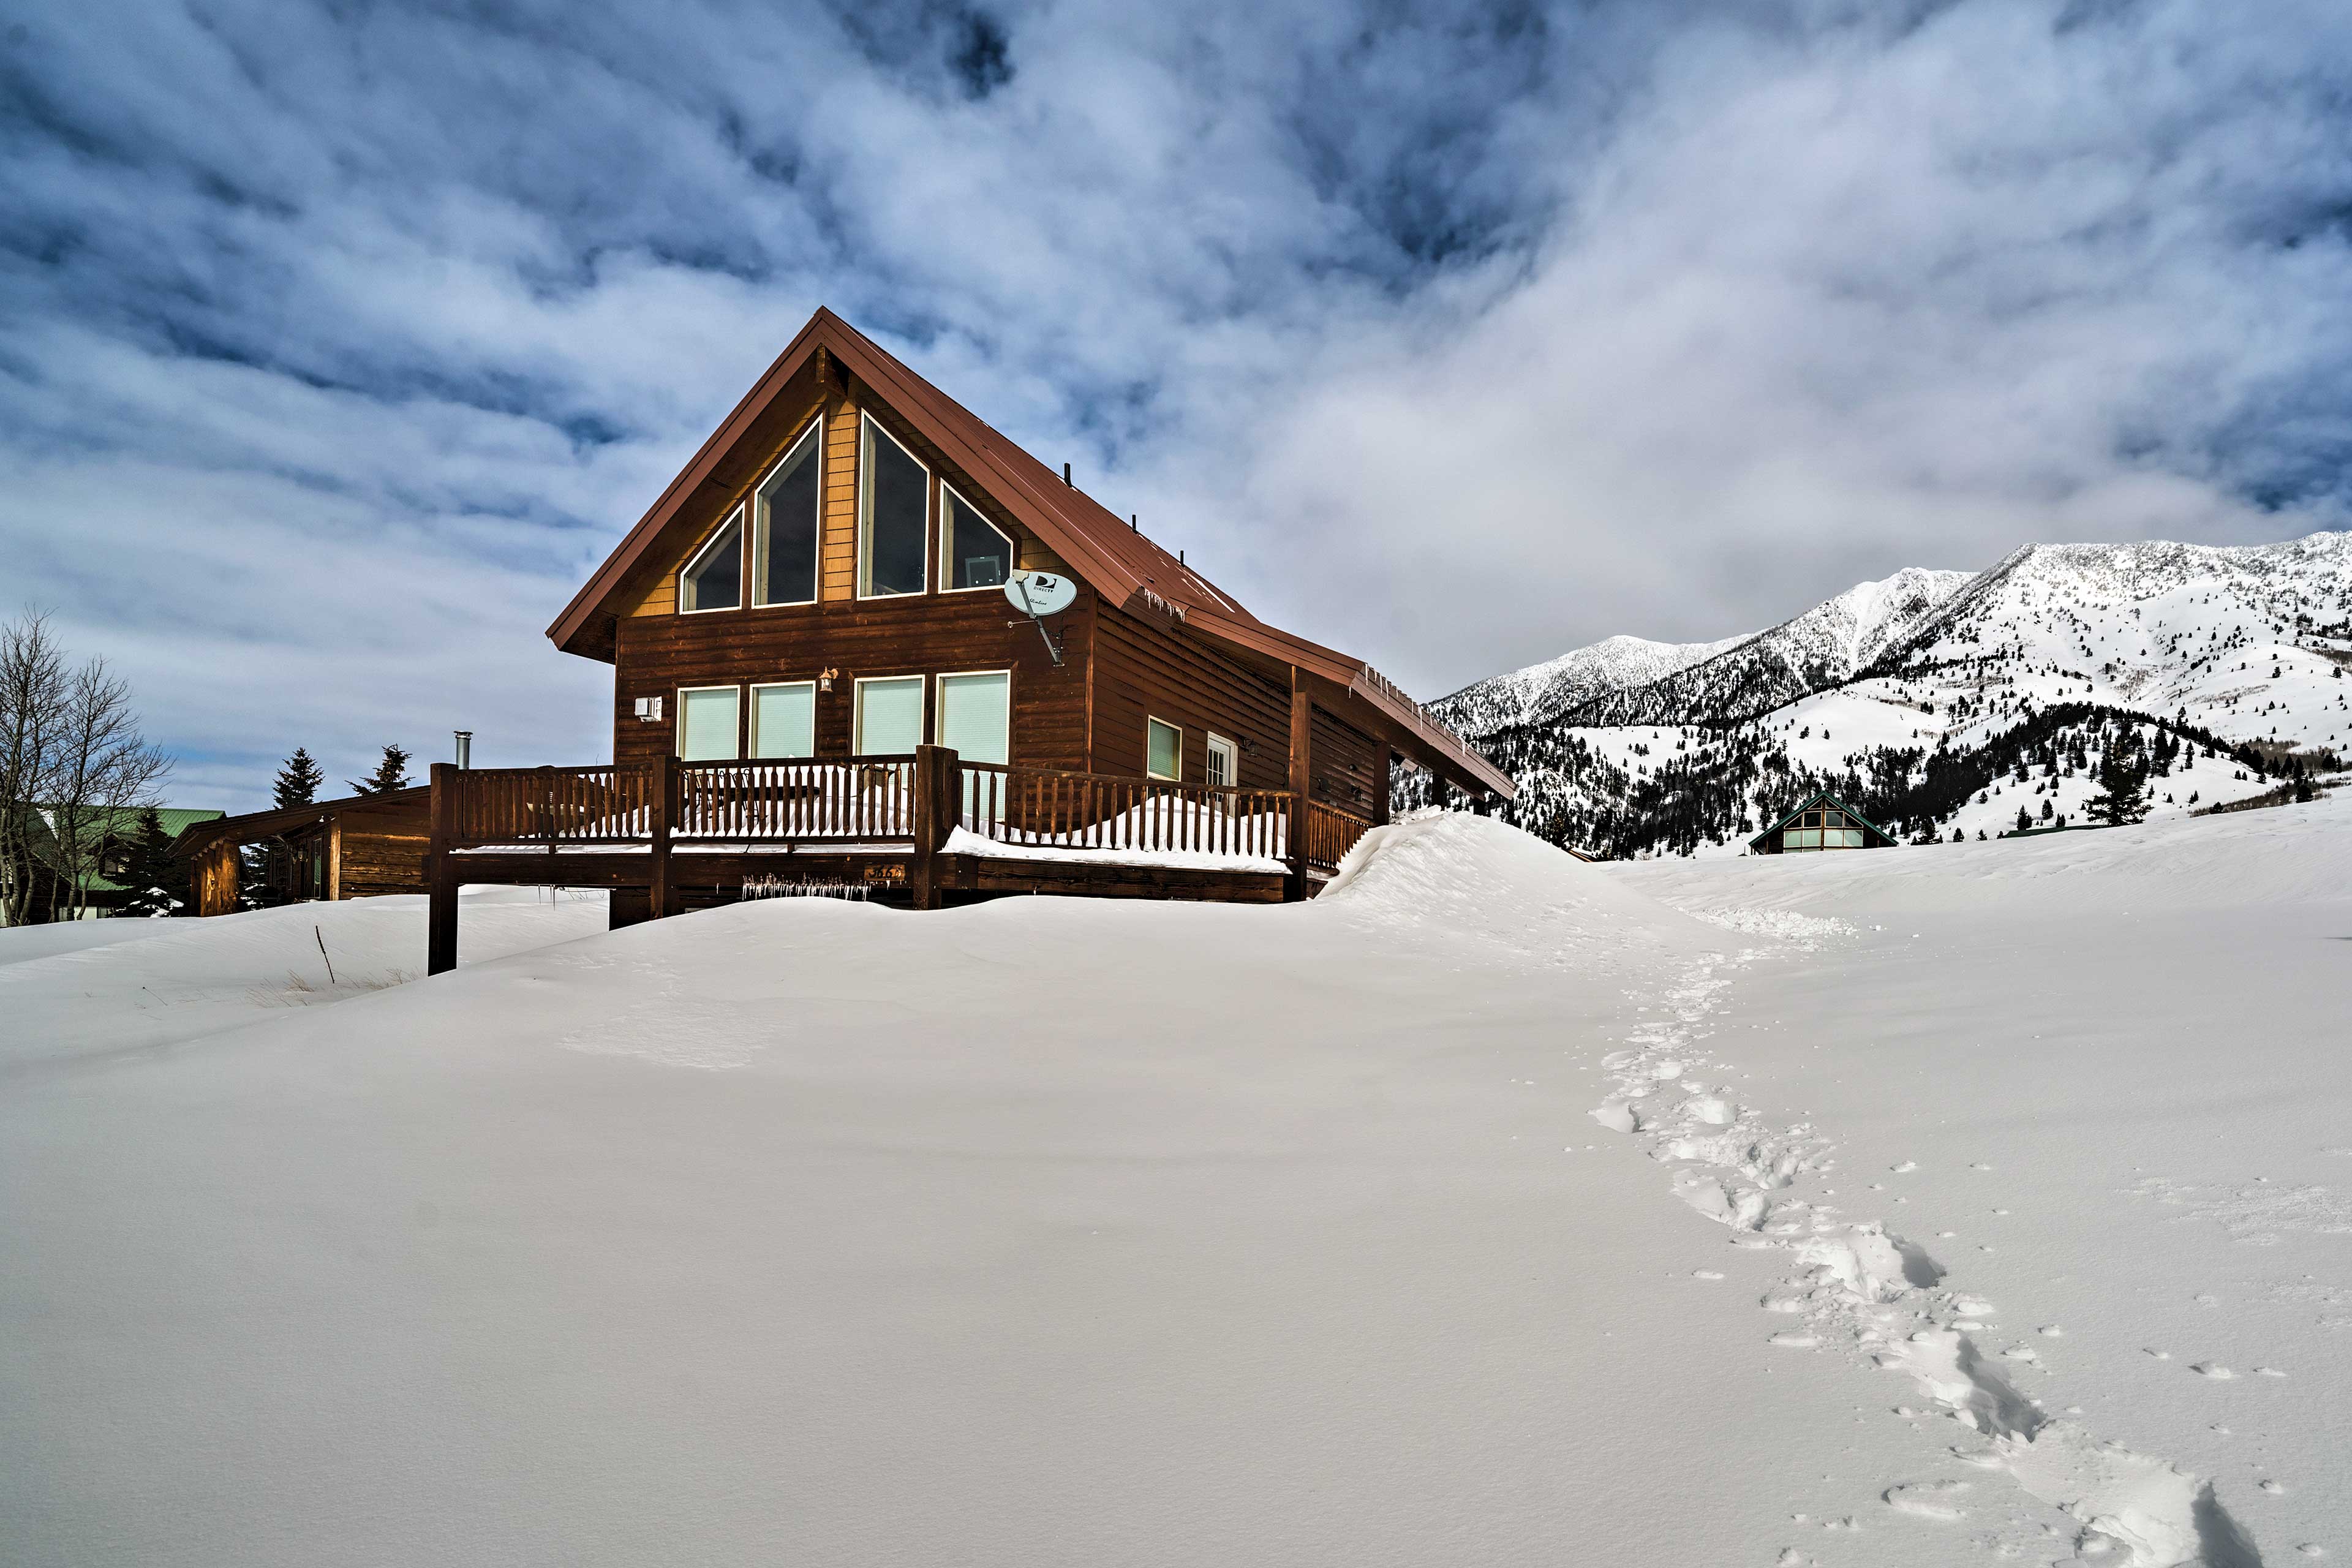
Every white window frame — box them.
[675,683,743,760]
[750,418,823,609]
[932,667,1014,758]
[747,680,818,759]
[676,507,747,616]
[851,674,926,756]
[937,479,1017,595]
[1204,731,1237,790]
[1145,715,1183,782]
[857,411,930,600]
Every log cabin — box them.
[425,307,1513,970]
[175,788,432,914]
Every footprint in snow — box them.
[1883,1480,1972,1521]
[2191,1362,2234,1379]
[1892,1160,1918,1173]
[1692,1270,1724,1281]
[2258,1366,2287,1378]
[2261,1480,2287,1495]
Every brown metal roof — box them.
[171,787,430,857]
[546,308,1512,796]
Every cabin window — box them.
[750,682,816,759]
[858,413,929,598]
[935,671,1011,764]
[1205,733,1237,789]
[940,482,1015,592]
[677,685,741,761]
[752,421,822,607]
[853,675,924,756]
[1146,717,1182,782]
[679,511,744,613]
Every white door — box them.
[1205,733,1237,790]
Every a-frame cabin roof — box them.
[1747,790,1895,850]
[547,307,1512,797]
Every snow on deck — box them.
[2,807,2345,1564]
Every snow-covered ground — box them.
[1,807,2342,1565]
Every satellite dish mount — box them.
[1005,570,1077,666]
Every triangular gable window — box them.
[679,510,744,612]
[940,480,1014,591]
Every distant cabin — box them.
[1747,791,1895,855]
[173,789,431,916]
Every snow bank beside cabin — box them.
[0,888,608,1068]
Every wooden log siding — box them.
[957,762,1291,861]
[1091,603,1292,790]
[611,589,1090,774]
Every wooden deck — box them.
[426,749,1373,973]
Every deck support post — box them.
[910,744,958,910]
[1373,744,1393,827]
[426,762,458,975]
[1286,669,1312,902]
[648,753,676,921]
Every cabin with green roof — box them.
[1747,791,1895,855]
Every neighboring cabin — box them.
[172,790,431,916]
[3,805,224,921]
[1746,791,1896,854]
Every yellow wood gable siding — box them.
[821,389,859,601]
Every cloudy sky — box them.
[6,0,2351,807]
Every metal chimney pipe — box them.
[1063,462,1072,486]
[453,730,472,770]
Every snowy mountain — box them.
[1437,633,1746,734]
[1425,530,2352,857]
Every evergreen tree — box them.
[2015,806,2031,833]
[113,807,181,918]
[349,744,412,796]
[273,747,325,809]
[2084,726,2150,826]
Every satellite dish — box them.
[1005,570,1077,619]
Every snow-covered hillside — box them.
[1431,530,2352,857]
[3,805,2346,1566]
[1438,632,1746,733]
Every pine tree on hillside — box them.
[114,807,181,919]
[273,747,325,809]
[2015,806,2032,833]
[2084,726,2150,826]
[349,744,412,796]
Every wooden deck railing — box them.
[433,752,1379,884]
[445,763,655,846]
[1302,801,1375,875]
[675,756,918,842]
[956,763,1293,861]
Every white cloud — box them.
[2,0,2348,804]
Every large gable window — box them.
[858,413,928,598]
[753,421,822,607]
[940,482,1014,592]
[679,510,744,612]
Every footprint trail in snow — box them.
[1592,917,2263,1568]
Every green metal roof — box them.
[24,805,227,894]
[1747,790,1894,851]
